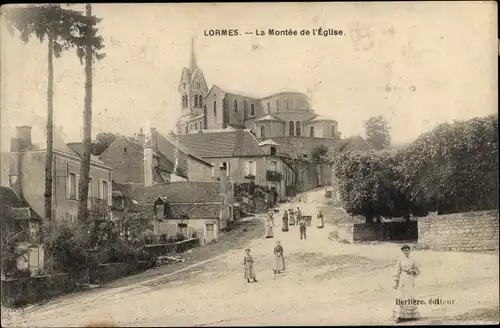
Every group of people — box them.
[243,240,286,283]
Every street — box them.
[2,188,499,327]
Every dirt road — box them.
[2,188,499,326]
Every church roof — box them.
[307,115,337,123]
[177,130,265,158]
[254,115,285,123]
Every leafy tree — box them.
[5,4,105,223]
[0,205,30,278]
[91,132,118,156]
[363,115,391,150]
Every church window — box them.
[296,121,301,136]
[266,101,270,113]
[199,96,203,107]
[234,99,238,113]
[275,99,279,111]
[183,83,186,89]
[331,125,336,136]
[289,121,295,136]
[213,101,217,117]
[250,104,255,116]
[260,125,266,138]
[310,126,315,137]
[285,97,289,109]
[195,123,198,130]
[243,100,248,119]
[194,95,198,107]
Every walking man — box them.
[299,216,307,240]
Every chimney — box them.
[16,126,32,150]
[150,128,157,148]
[137,128,145,146]
[143,127,154,187]
[219,165,227,195]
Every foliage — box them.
[5,4,105,63]
[120,212,154,242]
[363,116,391,150]
[334,114,498,220]
[0,206,30,278]
[311,145,329,163]
[91,132,118,156]
[398,114,498,214]
[43,220,88,273]
[266,170,283,182]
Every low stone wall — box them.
[352,222,418,243]
[142,238,199,259]
[1,273,76,307]
[418,210,499,252]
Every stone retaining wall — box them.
[417,210,499,252]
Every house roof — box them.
[254,115,285,123]
[66,142,108,166]
[0,186,42,221]
[259,139,280,146]
[166,203,221,219]
[269,137,341,160]
[177,130,265,158]
[339,136,372,152]
[111,182,143,212]
[160,134,211,166]
[129,181,225,204]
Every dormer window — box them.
[270,146,277,156]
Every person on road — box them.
[296,207,302,223]
[288,209,296,226]
[273,241,286,274]
[265,216,274,238]
[243,248,257,283]
[282,210,289,232]
[392,244,420,323]
[317,210,324,229]
[299,216,307,240]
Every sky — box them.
[0,2,497,152]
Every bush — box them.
[191,231,197,239]
[174,233,185,242]
[106,238,141,264]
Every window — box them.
[266,101,270,113]
[289,121,295,136]
[310,126,315,137]
[233,99,238,113]
[182,94,188,107]
[285,97,289,109]
[206,224,215,232]
[88,177,94,198]
[213,101,217,117]
[269,161,278,172]
[123,147,127,154]
[270,146,277,156]
[100,180,111,205]
[222,162,230,176]
[260,125,266,138]
[67,172,77,199]
[275,99,279,111]
[250,104,255,116]
[194,123,198,130]
[245,161,257,176]
[194,95,198,107]
[331,125,336,136]
[199,96,203,107]
[296,121,301,136]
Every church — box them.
[176,39,341,141]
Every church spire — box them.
[189,37,197,71]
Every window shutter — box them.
[99,180,103,200]
[108,181,112,206]
[75,174,80,200]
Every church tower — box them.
[177,37,209,135]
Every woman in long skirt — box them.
[288,209,296,226]
[317,210,324,229]
[282,211,289,232]
[265,217,274,238]
[272,241,286,274]
[243,248,257,283]
[392,244,421,322]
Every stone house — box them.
[1,186,44,275]
[98,128,213,186]
[129,168,233,245]
[1,126,113,223]
[175,129,296,199]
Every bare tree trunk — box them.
[77,3,93,225]
[44,35,54,222]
